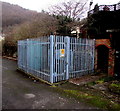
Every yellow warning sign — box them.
[60,49,65,57]
[61,49,65,54]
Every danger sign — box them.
[60,49,65,57]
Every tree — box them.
[3,12,58,56]
[49,0,88,21]
[2,2,38,28]
[5,12,58,43]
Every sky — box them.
[1,0,120,12]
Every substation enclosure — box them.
[18,35,95,83]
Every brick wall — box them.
[95,39,115,76]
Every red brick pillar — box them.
[108,49,115,76]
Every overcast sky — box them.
[1,0,120,12]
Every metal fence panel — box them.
[18,37,51,82]
[18,35,95,83]
[69,38,95,78]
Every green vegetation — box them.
[63,89,120,110]
[109,83,120,94]
[110,83,120,88]
[87,76,116,86]
[52,82,120,111]
[54,15,73,36]
[95,79,104,84]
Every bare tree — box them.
[49,0,88,20]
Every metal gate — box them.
[18,35,95,83]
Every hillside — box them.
[2,1,38,28]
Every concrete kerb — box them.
[2,56,17,61]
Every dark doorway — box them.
[97,45,109,73]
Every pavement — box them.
[2,58,97,109]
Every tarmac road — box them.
[2,58,97,110]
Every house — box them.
[71,26,80,38]
[87,3,120,77]
[71,18,88,38]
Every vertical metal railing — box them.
[18,35,95,83]
[68,37,95,79]
[66,37,70,80]
[50,35,54,83]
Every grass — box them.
[95,79,104,84]
[52,82,120,111]
[110,83,120,88]
[63,89,109,109]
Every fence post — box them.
[92,39,95,73]
[26,39,29,73]
[50,35,54,83]
[17,41,20,68]
[66,37,70,80]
